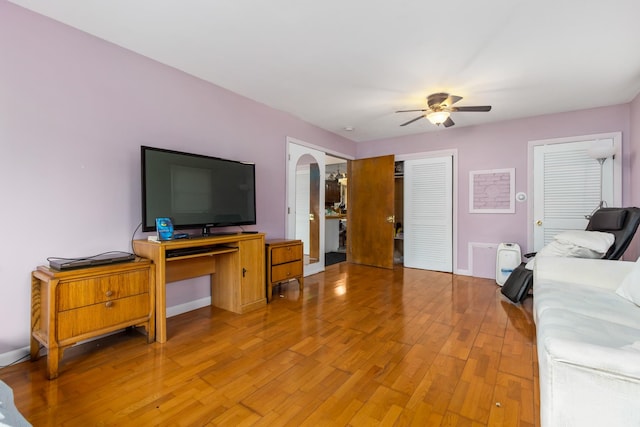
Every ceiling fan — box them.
[396,92,491,128]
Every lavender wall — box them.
[0,2,355,354]
[357,105,634,271]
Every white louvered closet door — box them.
[404,156,453,272]
[532,139,615,251]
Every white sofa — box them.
[533,256,640,427]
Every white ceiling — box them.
[9,0,640,142]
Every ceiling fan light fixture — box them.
[426,111,450,125]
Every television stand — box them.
[133,233,266,343]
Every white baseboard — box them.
[0,346,30,368]
[166,297,212,318]
[0,297,214,365]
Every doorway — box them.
[287,142,325,276]
[325,156,348,266]
[287,138,353,275]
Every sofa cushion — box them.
[534,279,640,329]
[534,257,634,291]
[616,257,640,306]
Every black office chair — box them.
[501,207,640,303]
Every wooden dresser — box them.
[265,239,304,302]
[30,259,154,379]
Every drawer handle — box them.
[105,301,114,308]
[105,290,114,298]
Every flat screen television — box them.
[141,146,256,236]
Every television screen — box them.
[141,146,256,235]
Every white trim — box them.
[527,132,622,252]
[285,136,355,161]
[466,242,500,278]
[397,149,459,274]
[455,268,472,276]
[396,149,457,162]
[166,297,212,318]
[0,346,30,367]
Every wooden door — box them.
[239,235,266,308]
[347,155,395,269]
[309,163,320,263]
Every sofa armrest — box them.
[540,336,640,427]
[534,257,634,291]
[545,337,640,379]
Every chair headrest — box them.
[588,209,627,230]
[586,207,640,260]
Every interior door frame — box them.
[285,136,354,276]
[396,149,458,273]
[527,132,622,252]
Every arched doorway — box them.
[287,141,325,276]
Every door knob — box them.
[536,220,543,226]
[386,215,395,223]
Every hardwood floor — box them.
[2,263,538,426]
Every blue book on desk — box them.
[156,217,174,241]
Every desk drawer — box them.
[271,245,302,265]
[271,261,303,283]
[57,270,150,311]
[57,293,150,341]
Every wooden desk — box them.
[133,233,265,343]
[265,239,303,302]
[30,259,154,379]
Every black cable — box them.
[131,222,142,255]
[46,251,135,263]
[0,348,37,369]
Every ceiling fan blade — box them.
[445,95,463,106]
[427,92,449,108]
[451,105,492,112]
[442,117,455,127]
[400,115,425,126]
[396,109,428,113]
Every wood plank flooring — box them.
[2,263,538,426]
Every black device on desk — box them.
[48,252,136,270]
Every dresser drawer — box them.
[271,244,302,265]
[271,261,303,283]
[57,293,150,341]
[57,270,150,311]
